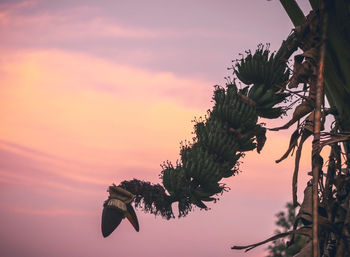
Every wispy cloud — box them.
[0,48,210,200]
[0,0,277,81]
[0,168,101,196]
[0,141,111,186]
[0,49,209,157]
[0,49,212,107]
[0,0,229,49]
[7,205,98,216]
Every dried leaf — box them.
[302,48,319,62]
[303,109,328,135]
[270,100,314,131]
[288,55,305,89]
[231,226,311,252]
[319,133,350,151]
[295,11,319,51]
[292,130,312,206]
[287,53,315,89]
[296,184,333,229]
[303,111,315,133]
[294,226,312,238]
[232,231,291,252]
[276,129,300,163]
[297,184,313,225]
[324,145,336,202]
[255,126,267,154]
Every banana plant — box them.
[279,1,350,257]
[102,1,350,257]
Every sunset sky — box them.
[0,1,318,257]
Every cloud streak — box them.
[7,206,98,216]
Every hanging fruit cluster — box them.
[233,44,291,119]
[112,44,291,220]
[161,83,259,216]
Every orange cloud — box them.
[0,49,212,188]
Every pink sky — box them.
[0,1,320,256]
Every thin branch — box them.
[276,84,310,100]
[311,1,327,256]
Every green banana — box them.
[248,84,265,101]
[256,89,275,105]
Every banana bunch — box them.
[162,144,224,210]
[118,45,291,219]
[159,83,261,215]
[212,85,258,129]
[248,84,290,119]
[195,119,239,160]
[234,44,291,119]
[182,144,225,185]
[211,84,258,151]
[234,44,290,87]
